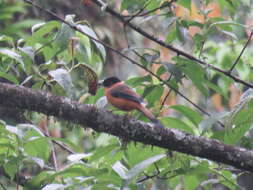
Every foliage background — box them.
[0,0,253,189]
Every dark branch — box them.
[23,0,214,119]
[90,0,253,89]
[0,82,253,172]
[229,31,253,73]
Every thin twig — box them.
[40,128,75,154]
[123,0,176,18]
[44,117,58,171]
[125,1,150,23]
[137,163,161,183]
[91,0,253,89]
[23,0,213,118]
[228,31,253,73]
[210,166,243,190]
[34,39,55,55]
[0,183,7,190]
[159,89,172,113]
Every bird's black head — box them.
[102,77,121,87]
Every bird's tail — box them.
[138,105,164,128]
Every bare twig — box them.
[91,0,253,89]
[159,89,172,113]
[228,31,253,73]
[123,0,176,18]
[137,163,161,183]
[124,1,150,23]
[40,130,75,154]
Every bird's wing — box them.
[110,85,143,104]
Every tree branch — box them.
[23,0,215,120]
[90,0,253,89]
[228,31,253,73]
[0,82,253,172]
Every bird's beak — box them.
[97,80,104,87]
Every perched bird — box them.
[102,76,163,128]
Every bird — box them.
[101,76,163,128]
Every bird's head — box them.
[101,76,121,88]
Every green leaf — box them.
[67,153,93,162]
[18,46,35,74]
[125,75,152,87]
[41,184,67,190]
[121,0,146,12]
[175,57,208,96]
[177,0,191,10]
[0,35,14,46]
[166,26,177,43]
[144,85,164,106]
[161,117,194,134]
[24,137,51,161]
[0,71,19,84]
[224,98,253,145]
[170,105,203,126]
[163,62,184,82]
[122,154,166,188]
[205,80,228,99]
[142,52,160,63]
[54,15,75,50]
[48,68,75,98]
[193,33,205,52]
[209,20,246,32]
[112,161,128,179]
[176,20,184,43]
[184,175,199,190]
[25,171,53,189]
[27,21,60,46]
[77,24,106,61]
[0,48,25,70]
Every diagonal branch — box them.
[0,82,253,172]
[90,0,253,89]
[23,0,213,119]
[228,31,253,73]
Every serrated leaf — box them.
[73,64,98,95]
